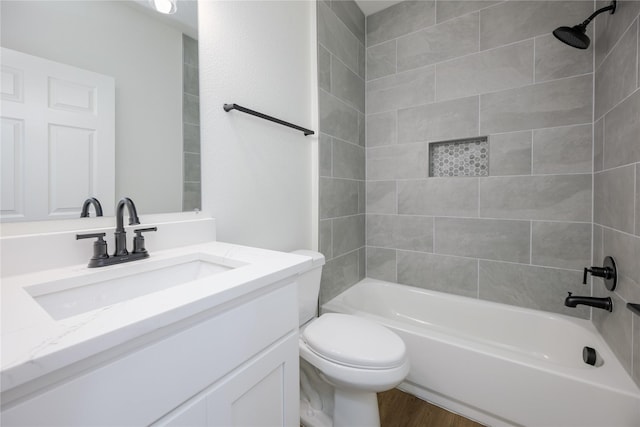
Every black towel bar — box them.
[223,103,315,136]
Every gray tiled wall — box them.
[317,0,640,387]
[183,35,201,211]
[365,0,594,320]
[318,0,366,305]
[591,1,640,387]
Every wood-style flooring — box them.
[378,389,485,427]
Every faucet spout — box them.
[115,197,140,232]
[114,197,140,256]
[80,197,103,218]
[564,292,612,312]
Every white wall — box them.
[199,0,317,252]
[1,1,183,214]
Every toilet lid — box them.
[302,313,406,369]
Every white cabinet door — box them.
[152,333,300,427]
[207,333,299,427]
[0,47,115,221]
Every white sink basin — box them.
[25,253,244,320]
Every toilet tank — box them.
[291,250,325,326]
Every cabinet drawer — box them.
[2,282,297,426]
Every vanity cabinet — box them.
[1,281,299,426]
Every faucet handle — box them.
[132,227,157,254]
[76,232,109,265]
[76,232,106,241]
[583,256,617,290]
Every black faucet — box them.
[565,292,612,312]
[76,197,157,268]
[114,197,140,256]
[80,197,103,218]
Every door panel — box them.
[0,47,115,221]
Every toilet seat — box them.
[302,313,406,369]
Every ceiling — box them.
[354,0,403,16]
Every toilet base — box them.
[333,388,380,427]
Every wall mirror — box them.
[0,0,200,223]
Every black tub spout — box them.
[565,292,612,312]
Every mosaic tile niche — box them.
[429,137,489,177]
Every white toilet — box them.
[292,250,409,427]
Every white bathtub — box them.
[323,278,640,427]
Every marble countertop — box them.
[1,241,312,393]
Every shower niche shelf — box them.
[429,136,488,177]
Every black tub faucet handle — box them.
[582,256,617,291]
[583,267,609,284]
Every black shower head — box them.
[553,0,616,50]
[553,24,590,50]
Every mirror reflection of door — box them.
[0,0,200,221]
[1,48,115,221]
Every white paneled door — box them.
[1,47,115,221]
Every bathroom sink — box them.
[25,253,243,320]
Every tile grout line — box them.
[367,34,534,84]
[366,212,592,225]
[594,14,639,75]
[367,0,507,51]
[596,161,640,175]
[533,34,537,84]
[432,216,436,254]
[394,248,398,282]
[632,315,636,384]
[433,55,438,101]
[596,85,640,124]
[529,220,533,266]
[477,9,481,54]
[395,101,399,147]
[330,135,334,178]
[326,45,366,111]
[367,34,590,87]
[368,73,593,118]
[477,177,481,219]
[321,3,365,70]
[332,134,367,150]
[393,38,398,77]
[477,259,480,299]
[386,246,396,283]
[477,89,481,136]
[598,223,640,240]
[365,122,593,148]
[323,212,367,221]
[369,245,586,273]
[591,15,596,311]
[319,86,362,120]
[433,0,437,30]
[395,180,398,217]
[366,172,593,180]
[529,130,534,175]
[634,165,637,237]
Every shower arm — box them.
[578,0,616,28]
